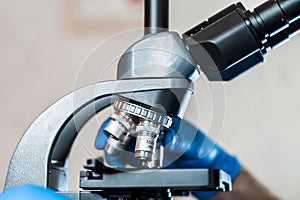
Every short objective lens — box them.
[104,111,135,156]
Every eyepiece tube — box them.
[277,0,300,23]
[184,0,300,81]
[252,0,300,48]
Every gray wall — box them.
[1,0,300,199]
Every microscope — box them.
[4,0,300,199]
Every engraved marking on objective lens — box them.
[114,99,172,128]
[146,139,154,146]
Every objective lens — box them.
[134,120,161,167]
[104,111,134,156]
[103,99,172,168]
[105,133,132,156]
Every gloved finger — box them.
[172,128,220,163]
[104,152,127,168]
[0,185,69,200]
[163,118,207,168]
[167,125,240,180]
[163,118,203,159]
[163,126,215,168]
[94,118,111,149]
[163,118,240,181]
[192,191,218,200]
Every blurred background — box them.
[1,0,300,199]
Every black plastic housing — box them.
[184,0,300,81]
[144,0,169,35]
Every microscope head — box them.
[103,32,199,168]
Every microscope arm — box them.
[4,78,192,191]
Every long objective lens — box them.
[135,120,161,167]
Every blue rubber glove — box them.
[163,117,240,199]
[0,185,69,200]
[95,117,240,200]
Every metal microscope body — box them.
[4,0,300,199]
[4,21,230,200]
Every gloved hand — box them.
[162,117,240,199]
[0,185,69,200]
[95,117,240,200]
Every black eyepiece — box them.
[252,0,300,48]
[184,0,300,81]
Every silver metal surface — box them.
[117,32,198,119]
[105,111,134,136]
[114,99,172,128]
[148,133,164,168]
[113,31,190,167]
[104,119,127,140]
[104,136,131,156]
[104,111,134,156]
[104,98,171,166]
[5,78,192,191]
[135,120,161,165]
[118,32,199,81]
